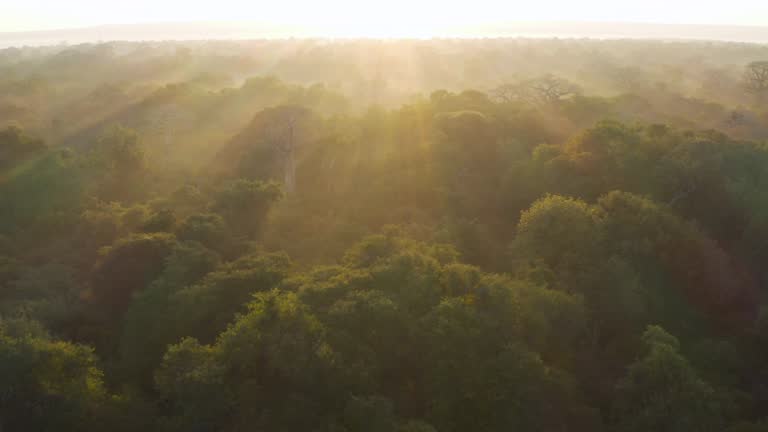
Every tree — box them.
[433,110,505,249]
[118,241,221,387]
[96,125,145,176]
[512,195,602,288]
[343,395,397,432]
[90,233,177,317]
[269,105,312,194]
[156,291,339,432]
[146,103,188,165]
[217,105,314,194]
[165,251,292,343]
[0,125,46,170]
[93,125,147,202]
[176,212,231,253]
[744,61,768,104]
[0,262,80,329]
[612,326,725,432]
[727,421,768,432]
[141,208,176,233]
[493,74,581,106]
[420,298,592,432]
[212,179,282,239]
[597,191,758,330]
[0,318,106,432]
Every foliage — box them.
[2,39,768,432]
[0,318,106,432]
[212,179,283,239]
[611,326,725,432]
[90,233,178,316]
[0,125,46,170]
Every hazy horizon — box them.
[3,20,768,49]
[4,0,768,48]
[4,0,768,35]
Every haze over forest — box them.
[3,2,768,432]
[3,21,768,47]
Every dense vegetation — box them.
[2,38,768,431]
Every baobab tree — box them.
[492,74,581,106]
[744,61,768,104]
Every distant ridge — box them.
[2,20,768,47]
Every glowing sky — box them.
[2,0,768,34]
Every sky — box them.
[2,0,768,35]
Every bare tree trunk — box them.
[285,149,296,194]
[283,116,296,195]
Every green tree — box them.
[512,194,602,291]
[156,291,339,432]
[212,179,282,239]
[0,318,106,432]
[0,125,46,170]
[166,251,292,343]
[744,61,768,104]
[612,325,725,432]
[118,241,221,388]
[176,212,231,253]
[90,233,177,316]
[141,209,176,233]
[93,125,147,202]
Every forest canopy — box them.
[1,38,768,432]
